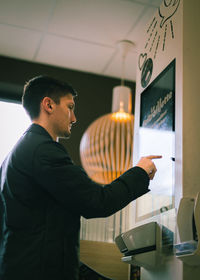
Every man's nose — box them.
[71,112,76,124]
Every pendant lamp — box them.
[80,40,135,184]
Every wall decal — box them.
[138,0,180,88]
[159,0,180,28]
[138,53,147,71]
[141,58,153,88]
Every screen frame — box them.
[135,59,176,222]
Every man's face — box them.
[52,93,76,139]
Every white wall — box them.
[130,0,200,279]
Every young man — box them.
[0,76,161,280]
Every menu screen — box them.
[136,59,175,221]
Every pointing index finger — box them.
[146,155,162,159]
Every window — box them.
[0,100,31,165]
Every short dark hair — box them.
[22,75,77,119]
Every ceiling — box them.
[0,0,162,82]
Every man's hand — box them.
[136,155,162,180]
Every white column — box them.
[131,0,200,279]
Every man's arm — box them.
[33,142,160,218]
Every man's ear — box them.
[42,97,54,113]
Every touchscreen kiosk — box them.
[136,59,175,221]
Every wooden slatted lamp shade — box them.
[80,85,134,184]
[80,40,135,184]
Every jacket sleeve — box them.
[33,141,150,218]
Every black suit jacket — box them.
[0,124,149,280]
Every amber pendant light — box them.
[80,40,135,184]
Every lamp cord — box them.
[121,54,126,86]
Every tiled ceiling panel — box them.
[0,0,163,81]
[0,0,56,31]
[36,34,115,74]
[126,6,157,43]
[0,24,42,59]
[48,0,145,46]
[103,49,137,81]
